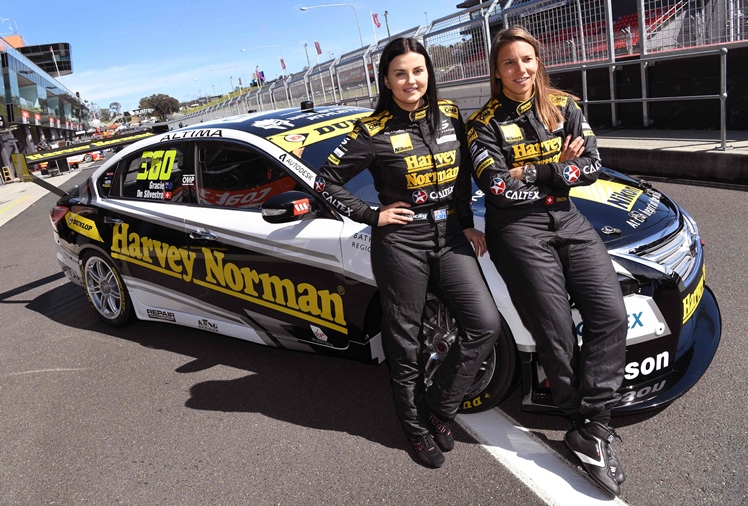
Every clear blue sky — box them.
[1,0,467,113]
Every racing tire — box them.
[422,296,519,414]
[83,154,93,162]
[81,251,133,327]
[458,315,519,414]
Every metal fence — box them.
[178,0,747,131]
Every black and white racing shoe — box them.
[565,421,625,496]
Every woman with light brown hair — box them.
[466,26,628,497]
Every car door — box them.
[101,141,197,320]
[178,137,357,352]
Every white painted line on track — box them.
[457,409,629,506]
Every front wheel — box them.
[421,296,519,414]
[81,251,133,327]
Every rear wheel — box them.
[81,251,133,327]
[83,154,93,162]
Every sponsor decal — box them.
[411,109,428,121]
[569,179,644,212]
[412,190,428,204]
[472,147,490,166]
[490,178,506,195]
[404,150,457,171]
[405,167,458,189]
[266,112,369,151]
[278,153,315,182]
[159,129,223,141]
[499,124,523,142]
[311,325,330,342]
[505,190,539,200]
[517,100,533,115]
[284,133,307,143]
[620,380,667,403]
[625,190,662,229]
[475,157,494,178]
[564,164,581,182]
[110,223,347,333]
[327,153,341,165]
[182,174,195,185]
[545,195,555,205]
[136,149,177,181]
[390,132,414,154]
[467,127,478,146]
[200,178,296,207]
[436,133,457,144]
[351,232,371,252]
[65,212,103,242]
[511,137,562,162]
[624,351,669,380]
[293,198,311,215]
[682,264,706,324]
[314,177,326,192]
[253,119,295,130]
[147,309,176,322]
[439,103,459,119]
[198,318,219,333]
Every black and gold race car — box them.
[49,105,721,415]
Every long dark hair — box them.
[373,37,440,135]
[489,26,568,132]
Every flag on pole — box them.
[372,12,381,28]
[314,40,322,56]
[280,58,286,70]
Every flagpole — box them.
[49,46,61,77]
[370,11,378,44]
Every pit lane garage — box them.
[47,104,721,415]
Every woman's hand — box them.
[559,134,584,162]
[463,227,487,257]
[509,167,524,180]
[377,201,414,226]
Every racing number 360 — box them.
[136,150,177,181]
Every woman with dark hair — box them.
[465,26,628,496]
[316,37,501,468]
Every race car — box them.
[66,151,104,168]
[48,105,721,415]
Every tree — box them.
[109,102,121,116]
[100,109,112,122]
[138,94,180,122]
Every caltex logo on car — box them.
[314,177,326,192]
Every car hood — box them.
[471,168,681,248]
[571,169,680,247]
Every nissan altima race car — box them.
[48,105,721,415]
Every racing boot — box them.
[565,421,625,496]
[408,433,445,468]
[426,411,454,452]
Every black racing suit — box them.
[317,100,501,435]
[466,92,627,424]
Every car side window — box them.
[118,143,191,203]
[196,140,303,209]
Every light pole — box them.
[304,43,311,68]
[300,4,364,48]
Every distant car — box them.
[48,105,721,416]
[66,151,104,168]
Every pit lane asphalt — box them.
[0,167,745,506]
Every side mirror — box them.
[261,190,317,224]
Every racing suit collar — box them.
[500,91,536,117]
[391,101,430,123]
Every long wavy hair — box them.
[373,37,440,135]
[489,26,569,132]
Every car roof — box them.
[177,105,373,140]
